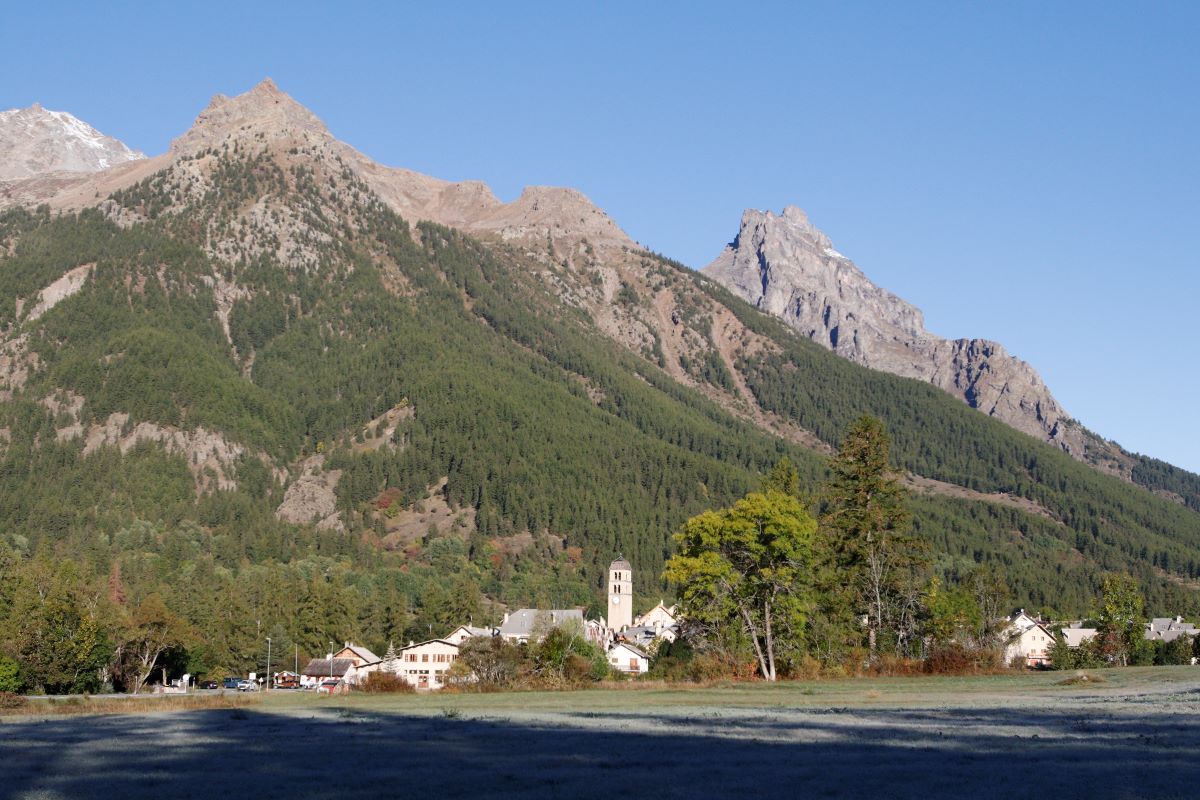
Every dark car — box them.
[199,680,219,690]
[222,677,241,690]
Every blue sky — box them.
[4,2,1198,471]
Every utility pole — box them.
[329,640,335,680]
[266,637,272,692]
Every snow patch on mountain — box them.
[0,104,144,180]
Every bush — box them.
[0,692,28,710]
[0,657,21,693]
[924,644,996,675]
[359,671,415,694]
[453,636,524,690]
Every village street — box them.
[2,670,1198,799]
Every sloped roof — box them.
[499,608,584,638]
[609,556,631,570]
[301,658,355,677]
[609,641,650,659]
[399,638,458,652]
[1061,628,1097,647]
[337,643,381,663]
[447,625,494,638]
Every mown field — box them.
[3,668,1199,799]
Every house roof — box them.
[301,658,356,677]
[1061,628,1098,647]
[398,638,458,652]
[498,608,584,638]
[336,643,381,663]
[447,625,494,638]
[609,556,631,570]
[635,601,677,621]
[609,641,650,658]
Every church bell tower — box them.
[607,555,633,631]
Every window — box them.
[422,654,429,663]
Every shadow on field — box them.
[1,703,1197,800]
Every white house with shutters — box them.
[608,641,650,674]
[1003,610,1055,667]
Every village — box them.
[196,557,1200,694]
[265,557,676,692]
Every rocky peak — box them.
[467,185,634,251]
[709,206,926,349]
[170,78,332,155]
[703,206,1085,454]
[0,103,144,180]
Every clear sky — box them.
[4,1,1197,472]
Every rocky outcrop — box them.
[0,104,144,180]
[275,454,344,531]
[21,264,93,323]
[703,206,1085,453]
[1,80,633,254]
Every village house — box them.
[333,642,381,666]
[618,624,676,649]
[1061,625,1099,649]
[498,608,585,644]
[443,625,496,645]
[1145,617,1197,643]
[299,657,356,688]
[392,639,460,689]
[607,641,650,674]
[634,601,678,631]
[1003,610,1055,667]
[352,638,462,689]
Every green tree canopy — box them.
[664,490,817,680]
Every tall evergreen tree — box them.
[821,415,928,660]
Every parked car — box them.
[273,676,300,690]
[222,677,241,690]
[237,679,258,692]
[199,680,219,690]
[316,678,342,694]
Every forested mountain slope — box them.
[0,81,1197,678]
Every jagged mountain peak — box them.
[0,103,144,180]
[170,77,331,155]
[704,205,1085,454]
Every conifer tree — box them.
[821,415,927,660]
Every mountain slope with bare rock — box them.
[0,78,1197,625]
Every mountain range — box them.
[1,79,1197,643]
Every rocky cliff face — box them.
[703,206,1086,453]
[0,104,144,180]
[0,80,632,254]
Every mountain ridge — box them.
[1,80,1195,507]
[0,103,144,181]
[0,78,1197,621]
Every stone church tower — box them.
[607,556,633,631]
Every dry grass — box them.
[1055,672,1106,686]
[0,692,261,718]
